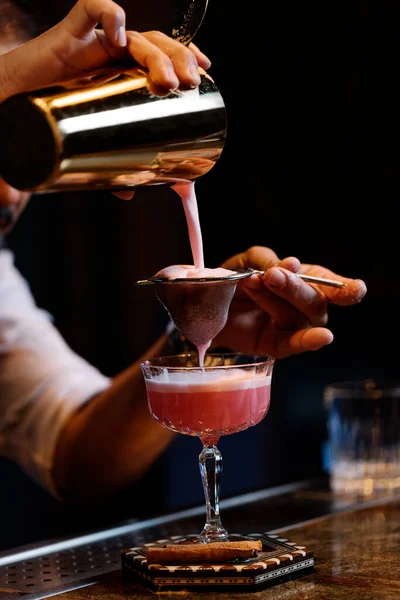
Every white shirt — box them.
[0,248,111,497]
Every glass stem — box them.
[198,444,228,542]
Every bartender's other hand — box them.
[0,0,211,101]
[213,246,367,359]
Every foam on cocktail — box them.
[145,368,272,391]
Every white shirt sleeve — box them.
[0,248,111,498]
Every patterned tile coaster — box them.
[121,532,314,592]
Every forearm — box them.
[0,52,21,103]
[0,37,58,103]
[52,334,175,504]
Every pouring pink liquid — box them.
[173,181,205,271]
[142,186,276,544]
[156,181,235,365]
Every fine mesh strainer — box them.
[137,269,251,345]
[136,268,345,346]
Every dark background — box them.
[1,0,399,552]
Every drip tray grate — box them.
[0,520,204,599]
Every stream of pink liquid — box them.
[172,181,210,365]
[173,181,204,270]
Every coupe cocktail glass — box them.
[141,352,275,543]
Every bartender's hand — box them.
[0,0,211,101]
[212,246,367,359]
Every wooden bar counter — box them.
[62,499,400,600]
[1,479,399,600]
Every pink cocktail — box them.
[141,353,275,542]
[146,369,271,446]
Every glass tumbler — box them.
[324,379,400,496]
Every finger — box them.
[258,326,334,359]
[187,42,212,70]
[65,0,127,47]
[138,31,203,88]
[123,31,178,89]
[277,256,301,273]
[113,190,135,200]
[243,268,328,330]
[301,264,367,305]
[221,246,281,272]
[283,327,334,357]
[263,267,329,327]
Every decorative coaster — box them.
[121,533,314,592]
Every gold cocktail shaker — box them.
[0,0,226,194]
[0,67,226,194]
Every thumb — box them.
[64,0,127,47]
